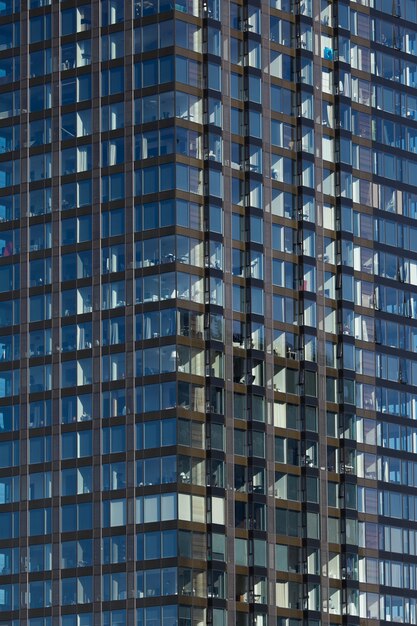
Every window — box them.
[101,0,124,24]
[61,540,92,568]
[101,102,124,130]
[103,461,126,492]
[61,5,91,34]
[102,32,124,60]
[61,41,90,70]
[29,436,51,464]
[103,425,125,453]
[61,576,92,605]
[61,431,92,459]
[102,173,125,201]
[62,110,92,140]
[136,456,177,486]
[137,529,177,560]
[136,493,177,523]
[0,510,19,538]
[30,15,51,42]
[102,389,126,418]
[62,75,91,104]
[102,536,126,564]
[61,503,92,532]
[28,472,51,500]
[103,499,126,527]
[62,467,92,495]
[102,244,125,274]
[136,418,176,449]
[175,56,201,87]
[135,56,174,88]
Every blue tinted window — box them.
[29,508,50,536]
[162,418,176,445]
[101,66,124,98]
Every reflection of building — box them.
[0,0,416,623]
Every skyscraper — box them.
[1,0,417,624]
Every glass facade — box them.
[1,0,417,624]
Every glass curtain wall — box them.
[0,0,415,625]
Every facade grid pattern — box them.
[0,0,416,625]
